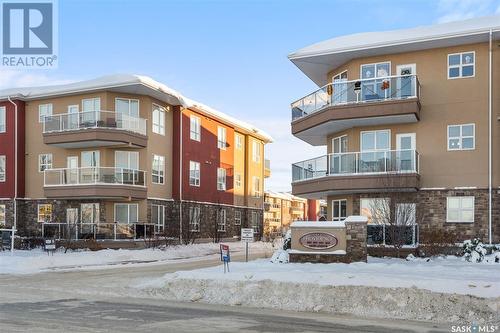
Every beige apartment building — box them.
[289,16,500,245]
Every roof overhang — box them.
[289,15,500,87]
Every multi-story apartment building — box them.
[0,74,272,242]
[263,191,311,237]
[289,16,500,244]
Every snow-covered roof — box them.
[0,74,273,143]
[289,15,500,86]
[265,190,308,202]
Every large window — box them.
[114,203,138,224]
[217,168,226,191]
[189,161,200,186]
[190,115,201,141]
[189,206,201,232]
[360,62,390,100]
[252,140,261,163]
[0,155,5,182]
[38,154,53,173]
[152,154,165,184]
[152,104,165,135]
[448,124,475,150]
[0,106,5,132]
[235,210,241,225]
[360,198,389,224]
[252,176,261,198]
[38,104,53,123]
[361,130,390,152]
[152,204,165,231]
[82,98,101,112]
[115,98,139,117]
[217,209,226,232]
[217,126,226,149]
[115,151,139,170]
[251,211,260,233]
[38,204,52,223]
[0,204,5,225]
[332,199,347,221]
[448,51,475,79]
[81,203,99,224]
[447,196,474,223]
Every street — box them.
[0,251,448,333]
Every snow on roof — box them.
[265,190,308,202]
[289,15,500,86]
[0,74,273,143]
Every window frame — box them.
[448,51,475,79]
[252,176,261,198]
[80,203,99,224]
[190,115,201,142]
[217,167,226,191]
[0,155,5,182]
[252,140,261,163]
[331,199,347,222]
[360,129,391,152]
[234,173,242,188]
[37,204,52,223]
[0,106,5,133]
[38,153,53,173]
[152,204,165,230]
[217,126,227,150]
[189,206,201,232]
[234,210,242,225]
[251,211,260,233]
[115,97,140,117]
[189,161,201,187]
[114,203,139,224]
[38,103,53,123]
[152,154,165,184]
[447,196,474,223]
[235,134,243,150]
[447,123,475,151]
[152,103,166,135]
[0,204,5,225]
[81,97,101,112]
[217,209,226,232]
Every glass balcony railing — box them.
[44,167,146,187]
[43,110,147,136]
[291,74,420,121]
[292,149,419,182]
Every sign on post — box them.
[241,228,254,262]
[45,239,56,256]
[220,244,230,273]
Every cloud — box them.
[0,68,73,90]
[436,0,500,23]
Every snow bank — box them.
[0,242,273,274]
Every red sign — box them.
[299,232,338,250]
[220,244,230,262]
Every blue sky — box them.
[3,0,500,191]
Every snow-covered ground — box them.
[0,242,274,274]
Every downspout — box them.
[179,108,183,244]
[488,29,493,245]
[7,96,17,253]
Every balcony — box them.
[42,111,148,148]
[264,159,271,178]
[43,167,147,199]
[291,75,421,145]
[292,149,420,198]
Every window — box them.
[448,51,475,79]
[152,104,165,135]
[360,198,389,224]
[0,106,5,132]
[38,154,53,172]
[190,115,201,141]
[114,203,138,224]
[81,203,99,224]
[152,204,165,231]
[235,210,241,225]
[152,155,165,184]
[361,130,390,151]
[38,204,52,223]
[235,134,243,150]
[217,168,226,191]
[448,124,475,150]
[0,204,5,225]
[217,126,226,149]
[396,203,416,225]
[0,155,5,182]
[252,176,261,198]
[360,62,390,100]
[189,206,201,232]
[447,197,474,223]
[82,98,101,112]
[234,173,242,188]
[252,140,261,163]
[38,104,53,123]
[115,98,139,117]
[217,209,226,232]
[332,199,347,221]
[115,151,139,170]
[251,211,260,233]
[189,161,200,186]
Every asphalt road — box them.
[0,251,449,333]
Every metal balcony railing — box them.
[291,74,420,121]
[43,110,147,136]
[44,167,147,187]
[292,149,419,182]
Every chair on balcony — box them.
[106,118,117,128]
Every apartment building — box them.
[289,16,500,245]
[0,74,272,242]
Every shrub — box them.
[462,238,487,263]
[418,228,459,257]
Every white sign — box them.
[241,228,254,242]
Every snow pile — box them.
[0,242,273,274]
[140,257,500,323]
